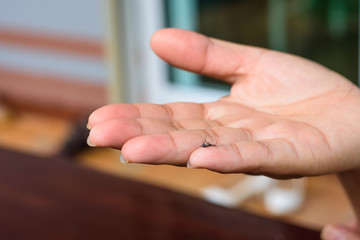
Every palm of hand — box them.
[88,29,360,178]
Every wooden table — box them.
[0,148,320,240]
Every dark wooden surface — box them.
[0,148,320,240]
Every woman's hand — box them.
[87,28,360,179]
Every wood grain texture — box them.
[0,26,107,118]
[0,148,320,240]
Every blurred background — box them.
[0,0,358,231]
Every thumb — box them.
[150,28,265,83]
[322,224,360,240]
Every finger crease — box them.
[171,120,183,130]
[281,138,301,166]
[230,143,243,166]
[199,38,213,75]
[302,122,332,152]
[258,141,274,164]
[201,104,211,120]
[134,119,145,135]
[202,128,220,145]
[132,104,142,118]
[163,104,175,119]
[211,119,224,127]
[240,127,253,140]
[166,132,179,160]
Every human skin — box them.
[87,28,360,238]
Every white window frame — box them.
[106,0,359,104]
[107,0,229,104]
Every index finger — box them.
[151,28,265,83]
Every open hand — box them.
[87,28,360,179]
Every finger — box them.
[322,224,360,240]
[88,118,220,148]
[151,28,265,83]
[88,102,205,129]
[121,127,253,165]
[188,138,304,177]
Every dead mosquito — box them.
[201,136,215,148]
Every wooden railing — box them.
[0,26,107,118]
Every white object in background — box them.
[201,176,275,208]
[264,178,306,215]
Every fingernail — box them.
[86,123,92,130]
[120,154,128,164]
[187,161,193,169]
[322,225,345,240]
[87,136,96,147]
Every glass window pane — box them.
[166,0,359,87]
